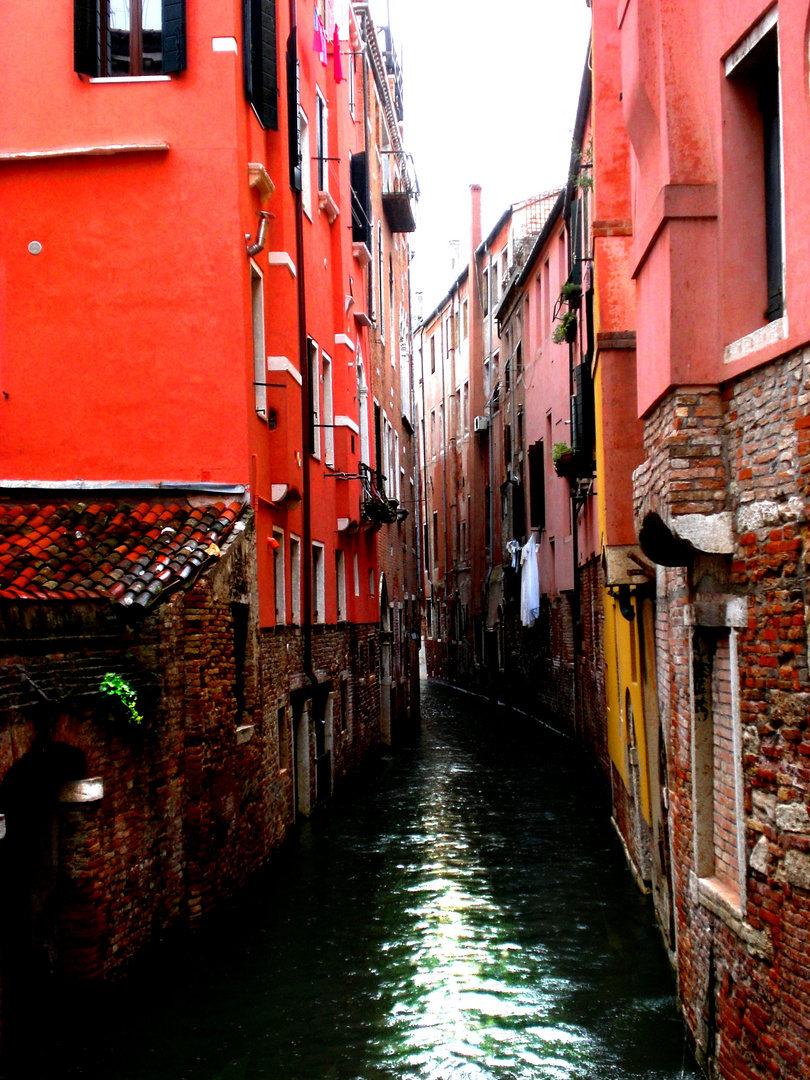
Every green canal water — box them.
[9,681,701,1080]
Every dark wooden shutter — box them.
[287,29,302,189]
[761,57,783,320]
[569,199,582,286]
[350,152,371,247]
[162,0,187,74]
[528,441,545,532]
[74,0,100,77]
[244,0,278,129]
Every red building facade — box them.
[0,0,417,1050]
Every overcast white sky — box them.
[367,0,593,314]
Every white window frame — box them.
[316,88,329,193]
[273,527,286,624]
[335,548,347,622]
[312,541,325,623]
[299,107,312,219]
[290,534,302,625]
[309,338,321,460]
[322,351,334,466]
[251,262,267,420]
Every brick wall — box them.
[0,523,384,1046]
[637,346,810,1078]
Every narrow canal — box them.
[11,681,700,1080]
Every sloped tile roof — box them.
[0,500,245,610]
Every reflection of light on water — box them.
[379,795,597,1079]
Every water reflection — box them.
[2,682,699,1080]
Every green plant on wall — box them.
[553,442,572,464]
[552,310,577,344]
[100,672,143,725]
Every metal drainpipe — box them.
[567,248,580,741]
[486,245,494,579]
[360,15,372,320]
[289,0,315,687]
[408,264,424,632]
[440,310,450,646]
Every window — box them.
[322,352,334,466]
[75,0,186,77]
[692,627,745,909]
[377,222,385,341]
[725,10,783,327]
[542,259,551,340]
[277,704,292,772]
[432,511,439,566]
[339,678,350,733]
[243,0,279,129]
[462,298,469,340]
[353,553,360,597]
[230,601,249,721]
[528,441,545,531]
[430,335,436,374]
[309,339,321,459]
[251,264,267,420]
[492,259,499,304]
[350,152,371,247]
[335,550,347,621]
[273,527,285,623]
[316,90,328,192]
[312,542,325,623]
[463,381,469,432]
[290,534,301,624]
[482,268,489,316]
[299,109,312,218]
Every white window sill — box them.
[723,315,787,365]
[89,76,171,83]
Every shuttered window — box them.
[74,0,186,77]
[350,152,371,247]
[244,0,279,130]
[528,441,546,532]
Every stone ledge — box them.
[236,724,255,745]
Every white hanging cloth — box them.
[520,533,540,627]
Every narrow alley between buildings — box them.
[4,682,699,1080]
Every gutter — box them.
[289,1,316,690]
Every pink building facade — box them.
[592,0,810,1074]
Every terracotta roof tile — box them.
[0,499,246,611]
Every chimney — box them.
[470,184,482,255]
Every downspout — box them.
[440,309,450,650]
[487,246,494,575]
[289,0,315,687]
[409,270,424,617]
[360,14,373,320]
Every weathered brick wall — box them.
[638,347,810,1079]
[0,525,385,1035]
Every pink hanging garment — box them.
[312,8,328,65]
[333,24,344,82]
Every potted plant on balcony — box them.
[561,280,582,310]
[552,309,577,344]
[553,442,576,478]
[362,497,399,525]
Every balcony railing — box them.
[380,150,418,233]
